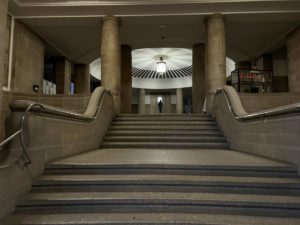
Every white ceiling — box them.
[89,47,235,89]
[7,0,300,64]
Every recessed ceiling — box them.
[7,1,300,65]
[9,0,300,18]
[132,48,192,79]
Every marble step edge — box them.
[109,127,220,131]
[116,114,211,117]
[45,163,296,172]
[114,117,215,121]
[111,121,217,125]
[6,212,300,225]
[15,194,300,216]
[100,142,230,148]
[107,130,223,135]
[32,177,300,189]
[110,124,218,127]
[103,136,227,142]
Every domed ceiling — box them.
[90,48,235,89]
[132,48,192,79]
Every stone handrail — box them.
[213,85,300,175]
[216,86,300,121]
[9,87,110,122]
[0,87,111,168]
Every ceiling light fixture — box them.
[156,56,166,74]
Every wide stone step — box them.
[112,121,217,125]
[115,116,214,121]
[6,212,300,225]
[100,142,230,149]
[117,113,211,118]
[45,163,297,178]
[107,130,224,136]
[15,191,300,217]
[103,136,227,143]
[32,174,300,195]
[109,125,219,130]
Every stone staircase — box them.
[4,114,300,225]
[102,114,229,149]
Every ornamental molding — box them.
[12,0,299,7]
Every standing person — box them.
[158,100,163,113]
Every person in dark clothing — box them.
[158,100,163,113]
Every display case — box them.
[231,69,272,93]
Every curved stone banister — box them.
[9,87,111,122]
[216,86,300,122]
[213,85,300,175]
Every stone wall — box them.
[0,89,113,220]
[1,91,91,140]
[272,46,288,92]
[239,92,300,113]
[213,86,300,174]
[11,20,44,94]
[287,26,300,92]
[0,0,8,144]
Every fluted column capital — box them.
[204,13,225,24]
[102,16,121,27]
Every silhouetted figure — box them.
[158,100,163,113]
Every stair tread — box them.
[18,191,300,204]
[7,213,300,225]
[117,113,211,117]
[101,142,229,146]
[112,121,216,125]
[104,136,226,141]
[115,117,214,121]
[110,125,217,128]
[35,174,300,185]
[46,163,295,172]
[107,130,223,135]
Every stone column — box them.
[74,64,90,94]
[0,0,8,139]
[192,43,206,114]
[176,88,183,114]
[101,16,121,113]
[166,95,172,113]
[236,61,252,70]
[205,14,226,111]
[55,57,71,94]
[120,45,132,113]
[138,88,145,114]
[287,26,300,92]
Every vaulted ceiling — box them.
[8,0,300,64]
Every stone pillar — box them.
[176,88,183,114]
[236,61,252,70]
[287,26,300,92]
[138,88,145,114]
[55,58,71,94]
[0,0,8,139]
[192,43,206,114]
[255,54,273,71]
[74,64,90,94]
[101,16,121,113]
[166,95,172,113]
[205,14,226,111]
[120,45,132,113]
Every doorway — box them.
[150,94,171,114]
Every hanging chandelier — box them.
[156,56,166,74]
